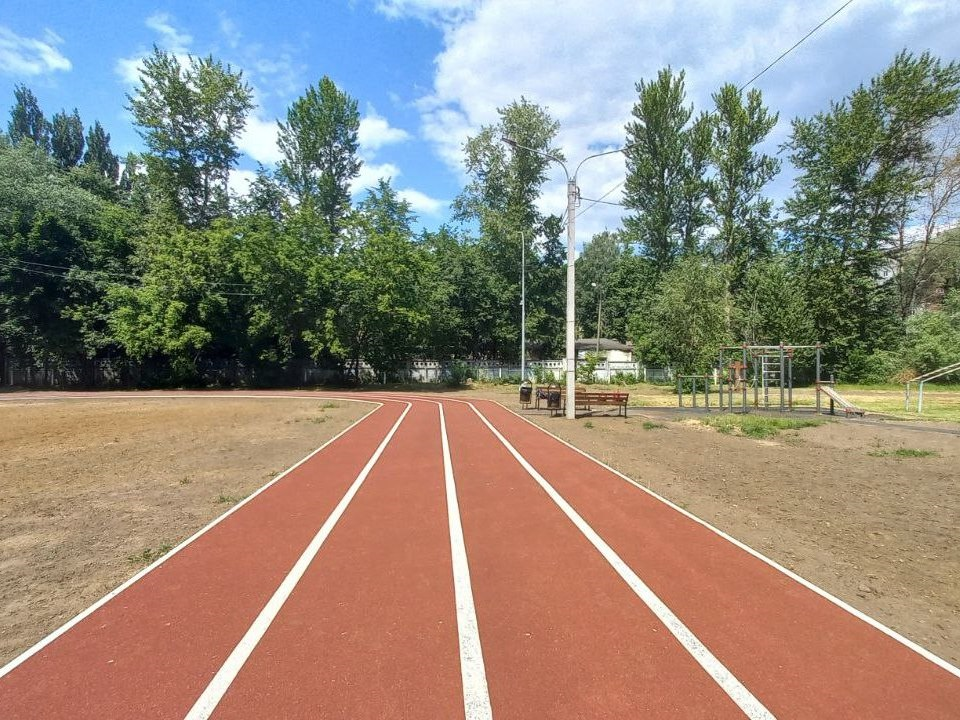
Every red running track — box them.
[1,391,958,719]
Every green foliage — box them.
[734,258,812,345]
[706,85,779,286]
[83,121,120,182]
[843,348,905,384]
[455,97,565,360]
[50,108,84,169]
[902,291,960,375]
[127,544,173,564]
[0,142,132,367]
[8,84,49,152]
[277,76,360,235]
[700,414,824,439]
[576,231,621,338]
[322,215,431,379]
[128,47,253,227]
[784,51,960,367]
[629,255,733,373]
[868,447,938,458]
[446,360,474,387]
[576,351,604,384]
[623,67,711,271]
[107,222,244,381]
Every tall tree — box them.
[707,84,780,286]
[128,47,253,226]
[277,77,361,235]
[358,178,415,236]
[322,217,430,379]
[784,50,960,367]
[628,255,733,372]
[8,85,50,152]
[623,68,711,272]
[50,108,84,169]
[455,97,563,359]
[575,231,623,338]
[83,121,120,182]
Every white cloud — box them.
[375,0,477,25]
[219,13,242,49]
[238,111,283,165]
[145,13,192,53]
[353,161,401,194]
[228,168,258,198]
[0,25,71,76]
[398,188,446,215]
[115,13,192,85]
[358,107,412,152]
[407,0,960,240]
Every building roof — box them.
[575,338,633,352]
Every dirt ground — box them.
[0,396,369,666]
[465,386,960,666]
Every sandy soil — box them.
[465,386,960,666]
[0,397,369,666]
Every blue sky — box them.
[2,0,959,241]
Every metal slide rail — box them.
[905,360,960,414]
[817,383,865,416]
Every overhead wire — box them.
[573,1,857,225]
[0,258,260,296]
[739,0,857,92]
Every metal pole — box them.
[596,289,602,353]
[779,344,785,413]
[520,230,526,383]
[919,380,925,414]
[741,344,748,413]
[815,343,822,414]
[565,177,577,419]
[788,355,793,410]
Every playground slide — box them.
[820,385,865,416]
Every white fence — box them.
[398,359,674,384]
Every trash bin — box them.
[519,380,532,405]
[546,383,561,410]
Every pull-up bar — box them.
[905,360,960,413]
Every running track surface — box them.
[1,392,959,719]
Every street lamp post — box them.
[591,281,602,353]
[502,137,625,419]
[520,230,526,383]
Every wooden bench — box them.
[556,390,629,417]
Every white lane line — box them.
[468,402,775,720]
[183,402,411,719]
[488,399,960,682]
[0,398,384,681]
[439,404,494,720]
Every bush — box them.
[843,348,904,384]
[446,360,474,387]
[532,366,557,384]
[576,352,603,384]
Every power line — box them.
[577,180,626,218]
[0,259,260,296]
[739,0,856,92]
[7,258,253,288]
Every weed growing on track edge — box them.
[215,492,248,504]
[127,544,173,564]
[642,421,666,430]
[700,414,825,439]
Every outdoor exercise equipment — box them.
[904,360,960,413]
